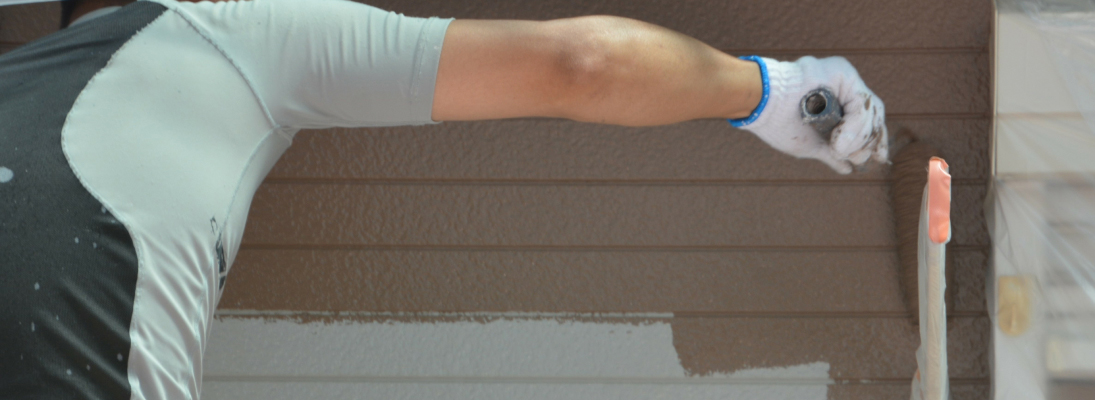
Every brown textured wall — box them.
[223,250,987,314]
[0,0,993,398]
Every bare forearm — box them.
[432,17,761,126]
[545,16,762,126]
[431,16,887,172]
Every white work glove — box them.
[729,56,888,174]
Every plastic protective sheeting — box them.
[993,1,1095,399]
[912,158,952,400]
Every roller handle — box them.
[800,88,844,141]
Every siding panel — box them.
[0,2,59,43]
[270,119,991,183]
[221,248,988,313]
[241,184,988,247]
[202,382,991,400]
[0,0,995,51]
[364,0,991,51]
[202,382,830,400]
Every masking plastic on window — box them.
[992,1,1095,398]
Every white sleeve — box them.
[165,0,453,129]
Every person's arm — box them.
[433,17,889,173]
[433,16,762,126]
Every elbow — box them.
[545,16,628,118]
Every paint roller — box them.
[801,87,843,140]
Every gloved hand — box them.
[729,56,888,174]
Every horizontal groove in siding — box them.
[213,310,988,319]
[199,382,989,400]
[200,375,832,385]
[236,244,989,252]
[201,375,991,385]
[675,311,988,319]
[258,178,988,186]
[0,40,987,54]
[730,47,988,56]
[888,113,989,119]
[830,384,989,400]
[200,382,990,400]
[215,310,675,319]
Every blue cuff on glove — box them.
[727,55,770,127]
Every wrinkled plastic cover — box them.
[992,1,1095,399]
